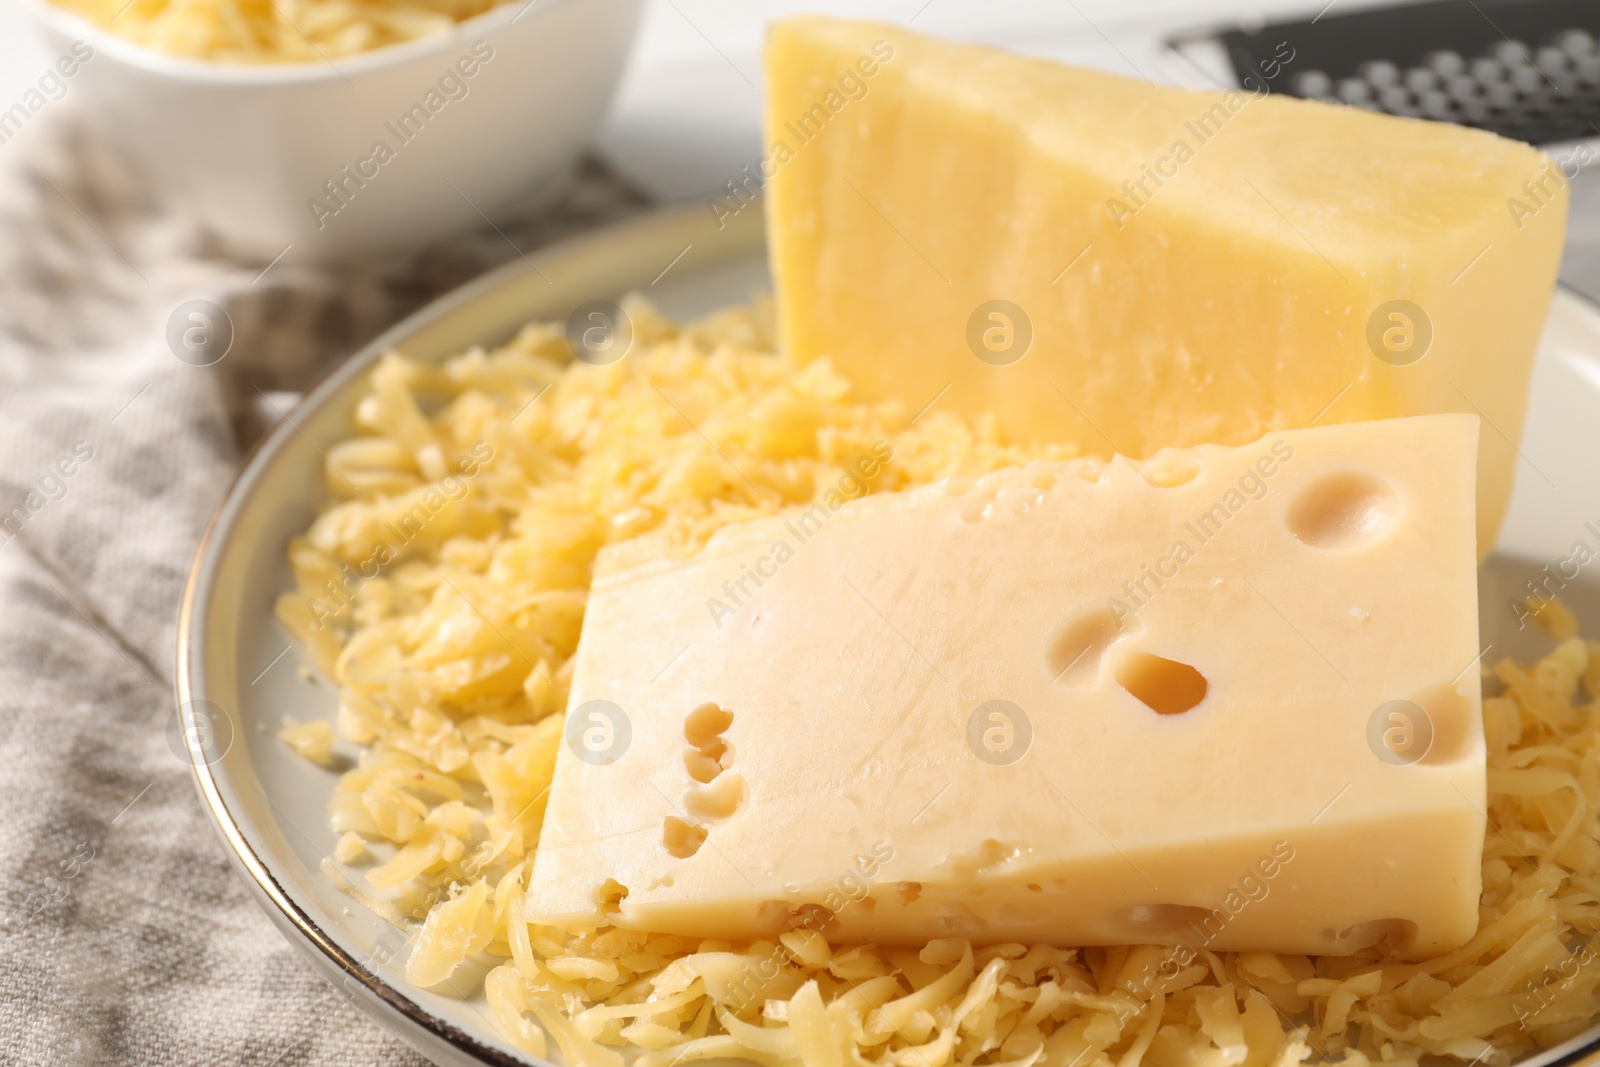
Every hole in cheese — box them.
[1114,903,1216,939]
[756,899,839,936]
[1049,606,1140,687]
[791,903,837,933]
[1115,652,1209,715]
[948,837,1020,877]
[1141,448,1201,488]
[594,878,629,917]
[1408,683,1477,766]
[685,772,748,819]
[684,702,734,746]
[959,501,993,524]
[1073,461,1104,484]
[662,816,708,859]
[680,703,743,824]
[683,750,724,783]
[931,902,991,937]
[1329,918,1419,952]
[683,702,734,779]
[1285,472,1400,550]
[700,738,731,766]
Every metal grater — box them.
[1204,0,1600,146]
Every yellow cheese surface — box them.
[527,414,1484,958]
[763,16,1565,555]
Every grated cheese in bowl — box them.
[277,296,1600,1067]
[49,0,506,62]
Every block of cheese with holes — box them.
[764,16,1566,556]
[526,414,1484,958]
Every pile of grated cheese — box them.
[277,296,1600,1067]
[53,0,503,62]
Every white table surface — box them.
[592,0,1328,200]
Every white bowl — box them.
[22,0,645,260]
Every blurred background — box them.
[8,0,1600,254]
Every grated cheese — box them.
[278,714,337,765]
[279,296,1600,1066]
[50,0,504,62]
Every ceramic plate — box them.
[177,202,1600,1067]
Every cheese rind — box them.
[527,415,1485,959]
[763,16,1565,555]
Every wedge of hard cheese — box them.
[527,414,1484,959]
[763,16,1565,555]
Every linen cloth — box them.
[0,111,647,1065]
